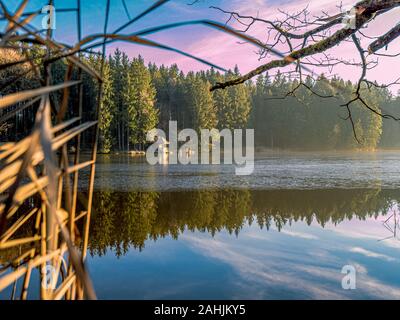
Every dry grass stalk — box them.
[0,0,100,300]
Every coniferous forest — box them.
[1,47,400,152]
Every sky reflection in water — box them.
[87,187,400,300]
[3,153,400,300]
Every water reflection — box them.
[89,189,399,256]
[84,188,400,299]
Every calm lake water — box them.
[86,152,400,299]
[3,152,400,299]
[89,151,400,191]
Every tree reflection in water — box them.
[88,189,400,257]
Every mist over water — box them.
[87,151,400,191]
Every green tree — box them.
[186,76,217,132]
[221,67,252,129]
[98,59,115,153]
[130,56,158,149]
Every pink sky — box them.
[110,0,400,91]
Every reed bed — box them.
[0,0,102,300]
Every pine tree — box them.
[130,56,158,148]
[213,73,231,130]
[186,76,216,132]
[226,68,252,129]
[110,49,125,150]
[98,59,115,153]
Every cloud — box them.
[182,234,345,299]
[297,263,400,299]
[279,229,319,240]
[181,227,400,299]
[323,217,400,250]
[349,247,396,262]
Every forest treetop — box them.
[2,47,400,151]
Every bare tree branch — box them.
[211,0,400,91]
[369,22,400,53]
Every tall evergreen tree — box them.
[130,56,158,148]
[98,59,115,153]
[186,77,217,132]
[225,67,251,129]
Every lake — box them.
[2,151,400,300]
[85,152,400,299]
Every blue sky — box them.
[3,0,400,89]
[4,0,308,70]
[5,0,234,45]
